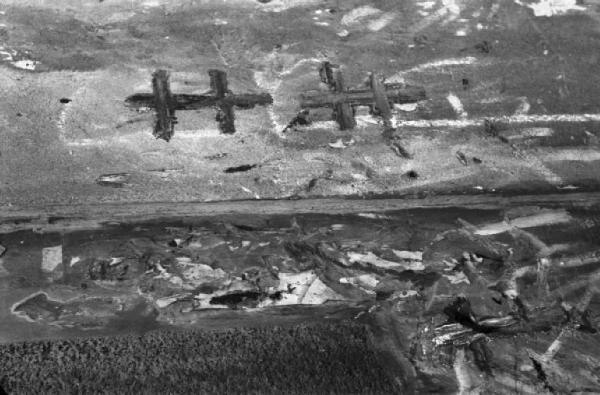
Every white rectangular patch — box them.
[41,245,62,273]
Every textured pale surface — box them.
[2,0,600,209]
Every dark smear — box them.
[283,241,321,269]
[475,41,491,54]
[484,119,500,137]
[210,291,262,307]
[513,296,529,321]
[390,140,413,159]
[196,284,219,294]
[306,178,319,192]
[472,157,482,164]
[233,224,258,231]
[406,170,419,179]
[151,69,176,141]
[59,98,72,104]
[462,78,469,90]
[456,151,468,166]
[282,109,310,133]
[443,297,487,332]
[319,61,336,89]
[284,241,317,261]
[375,290,395,300]
[530,357,556,393]
[48,215,82,224]
[210,69,235,134]
[115,116,148,129]
[224,164,258,173]
[578,310,598,333]
[269,290,283,300]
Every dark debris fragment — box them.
[224,164,258,173]
[456,151,468,166]
[282,109,311,133]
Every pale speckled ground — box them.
[2,0,600,208]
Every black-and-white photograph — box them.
[0,0,599,393]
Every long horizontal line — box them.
[391,113,600,128]
[2,192,600,233]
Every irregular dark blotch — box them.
[224,164,257,173]
[306,178,319,192]
[376,290,394,300]
[406,170,419,179]
[209,291,262,307]
[443,296,479,329]
[475,41,491,54]
[269,290,283,300]
[233,224,257,231]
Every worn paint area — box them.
[0,203,599,392]
[1,0,600,206]
[515,0,586,17]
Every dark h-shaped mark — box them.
[126,69,273,141]
[301,62,427,131]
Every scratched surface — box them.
[1,0,600,206]
[0,204,599,392]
